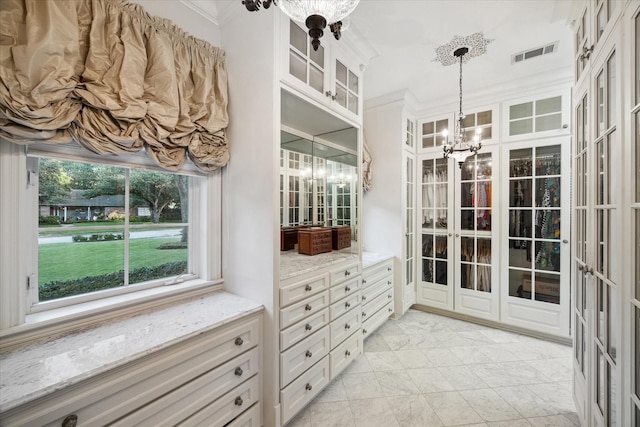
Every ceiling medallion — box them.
[434,32,493,66]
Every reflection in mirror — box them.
[280,127,358,254]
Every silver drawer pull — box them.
[388,307,393,313]
[305,304,312,311]
[345,302,351,308]
[62,415,78,427]
[344,270,350,277]
[234,337,244,346]
[387,266,392,271]
[305,383,313,391]
[362,279,367,284]
[388,294,392,299]
[362,296,367,301]
[305,323,312,331]
[305,350,313,358]
[363,329,368,334]
[362,312,367,317]
[388,280,392,285]
[234,397,243,406]
[345,286,351,292]
[305,284,312,291]
[344,324,350,330]
[345,350,351,357]
[234,367,243,376]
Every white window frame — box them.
[0,142,222,340]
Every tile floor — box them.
[287,309,579,427]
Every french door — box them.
[416,146,499,321]
[572,29,622,427]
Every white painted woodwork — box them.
[329,329,363,380]
[329,306,362,348]
[280,273,330,306]
[279,325,330,387]
[280,357,330,425]
[280,307,330,351]
[329,276,361,303]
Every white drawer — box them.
[113,348,259,426]
[177,375,260,427]
[330,330,363,380]
[280,357,330,425]
[280,325,330,387]
[280,291,329,329]
[226,403,261,427]
[330,261,360,285]
[280,273,329,307]
[0,315,261,427]
[330,307,361,348]
[329,291,360,321]
[329,276,361,303]
[362,260,393,285]
[280,308,329,351]
[361,276,391,305]
[362,288,394,322]
[363,301,394,337]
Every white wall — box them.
[362,100,404,258]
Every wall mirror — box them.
[280,89,359,255]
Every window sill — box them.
[0,279,224,349]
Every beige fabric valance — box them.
[0,0,229,171]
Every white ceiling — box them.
[184,1,578,110]
[344,0,577,109]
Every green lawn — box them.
[39,238,187,283]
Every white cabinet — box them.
[0,312,262,427]
[281,17,363,123]
[361,257,394,337]
[278,258,363,425]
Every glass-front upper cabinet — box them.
[281,18,363,122]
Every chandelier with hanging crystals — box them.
[442,46,483,167]
[241,0,360,50]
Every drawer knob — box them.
[345,302,351,308]
[389,307,393,313]
[62,415,78,427]
[305,284,312,291]
[362,296,366,301]
[235,337,244,346]
[344,324,350,330]
[235,396,244,406]
[305,350,313,358]
[345,286,351,292]
[345,350,351,357]
[305,304,312,311]
[344,270,350,277]
[362,279,367,284]
[387,267,392,271]
[363,329,368,334]
[234,367,244,376]
[388,294,392,299]
[388,280,392,285]
[305,323,312,331]
[305,383,313,391]
[362,312,367,317]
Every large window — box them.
[33,157,193,305]
[0,143,219,321]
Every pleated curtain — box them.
[0,0,229,171]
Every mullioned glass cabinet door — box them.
[507,145,562,304]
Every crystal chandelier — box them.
[241,0,360,50]
[442,47,483,167]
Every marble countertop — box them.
[0,291,263,412]
[280,249,359,280]
[362,251,394,269]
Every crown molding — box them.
[178,0,219,25]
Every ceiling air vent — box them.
[512,42,558,64]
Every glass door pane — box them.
[420,157,449,286]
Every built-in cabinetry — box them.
[0,293,263,427]
[570,1,639,426]
[361,255,394,336]
[281,19,362,123]
[278,258,365,425]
